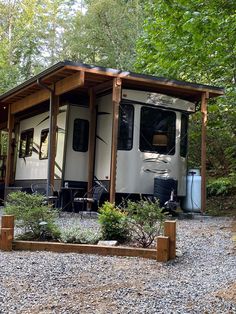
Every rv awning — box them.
[0,60,224,127]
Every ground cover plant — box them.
[4,191,60,240]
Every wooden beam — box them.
[87,89,96,201]
[11,89,50,114]
[49,95,59,188]
[55,71,84,95]
[64,65,224,96]
[11,71,85,114]
[109,78,122,203]
[201,92,209,213]
[92,79,113,95]
[5,105,14,186]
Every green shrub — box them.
[4,191,60,240]
[98,202,129,243]
[60,227,102,244]
[124,198,166,248]
[207,177,233,196]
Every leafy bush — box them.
[60,227,102,244]
[4,191,60,240]
[98,202,129,243]
[207,177,233,196]
[124,198,166,248]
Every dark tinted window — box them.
[140,107,176,155]
[39,129,49,159]
[118,104,134,150]
[19,129,34,158]
[180,114,188,157]
[73,119,89,152]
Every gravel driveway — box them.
[0,216,235,314]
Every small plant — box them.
[124,198,166,248]
[60,227,102,244]
[98,202,129,243]
[207,177,233,196]
[4,191,60,240]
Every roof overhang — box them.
[0,60,224,127]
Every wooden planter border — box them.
[0,215,176,262]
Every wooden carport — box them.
[0,61,224,212]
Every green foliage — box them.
[4,191,60,240]
[207,177,234,196]
[60,227,102,244]
[124,198,166,248]
[136,0,236,177]
[62,0,144,70]
[98,202,129,243]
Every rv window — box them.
[73,119,89,152]
[140,107,176,155]
[40,129,49,159]
[118,104,134,150]
[180,114,188,157]
[19,129,34,158]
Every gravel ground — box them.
[0,212,235,313]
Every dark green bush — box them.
[98,202,129,243]
[207,177,233,196]
[4,191,60,240]
[124,198,166,248]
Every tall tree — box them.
[61,0,144,70]
[136,0,236,176]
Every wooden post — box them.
[201,92,209,213]
[87,89,96,202]
[1,215,15,241]
[164,220,176,259]
[0,228,13,251]
[5,104,14,187]
[157,236,169,262]
[109,78,122,204]
[49,94,59,189]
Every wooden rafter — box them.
[10,71,85,114]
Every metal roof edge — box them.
[0,60,224,102]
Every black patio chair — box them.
[73,181,107,214]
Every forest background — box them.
[0,0,235,212]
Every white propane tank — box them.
[182,169,201,212]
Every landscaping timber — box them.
[164,220,176,259]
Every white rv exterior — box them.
[14,89,195,201]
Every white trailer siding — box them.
[15,106,67,181]
[94,94,113,181]
[63,105,90,182]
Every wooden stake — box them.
[0,228,13,251]
[201,92,209,213]
[1,215,14,240]
[157,236,169,262]
[1,215,14,229]
[109,78,122,203]
[164,220,176,259]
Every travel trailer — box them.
[0,61,224,211]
